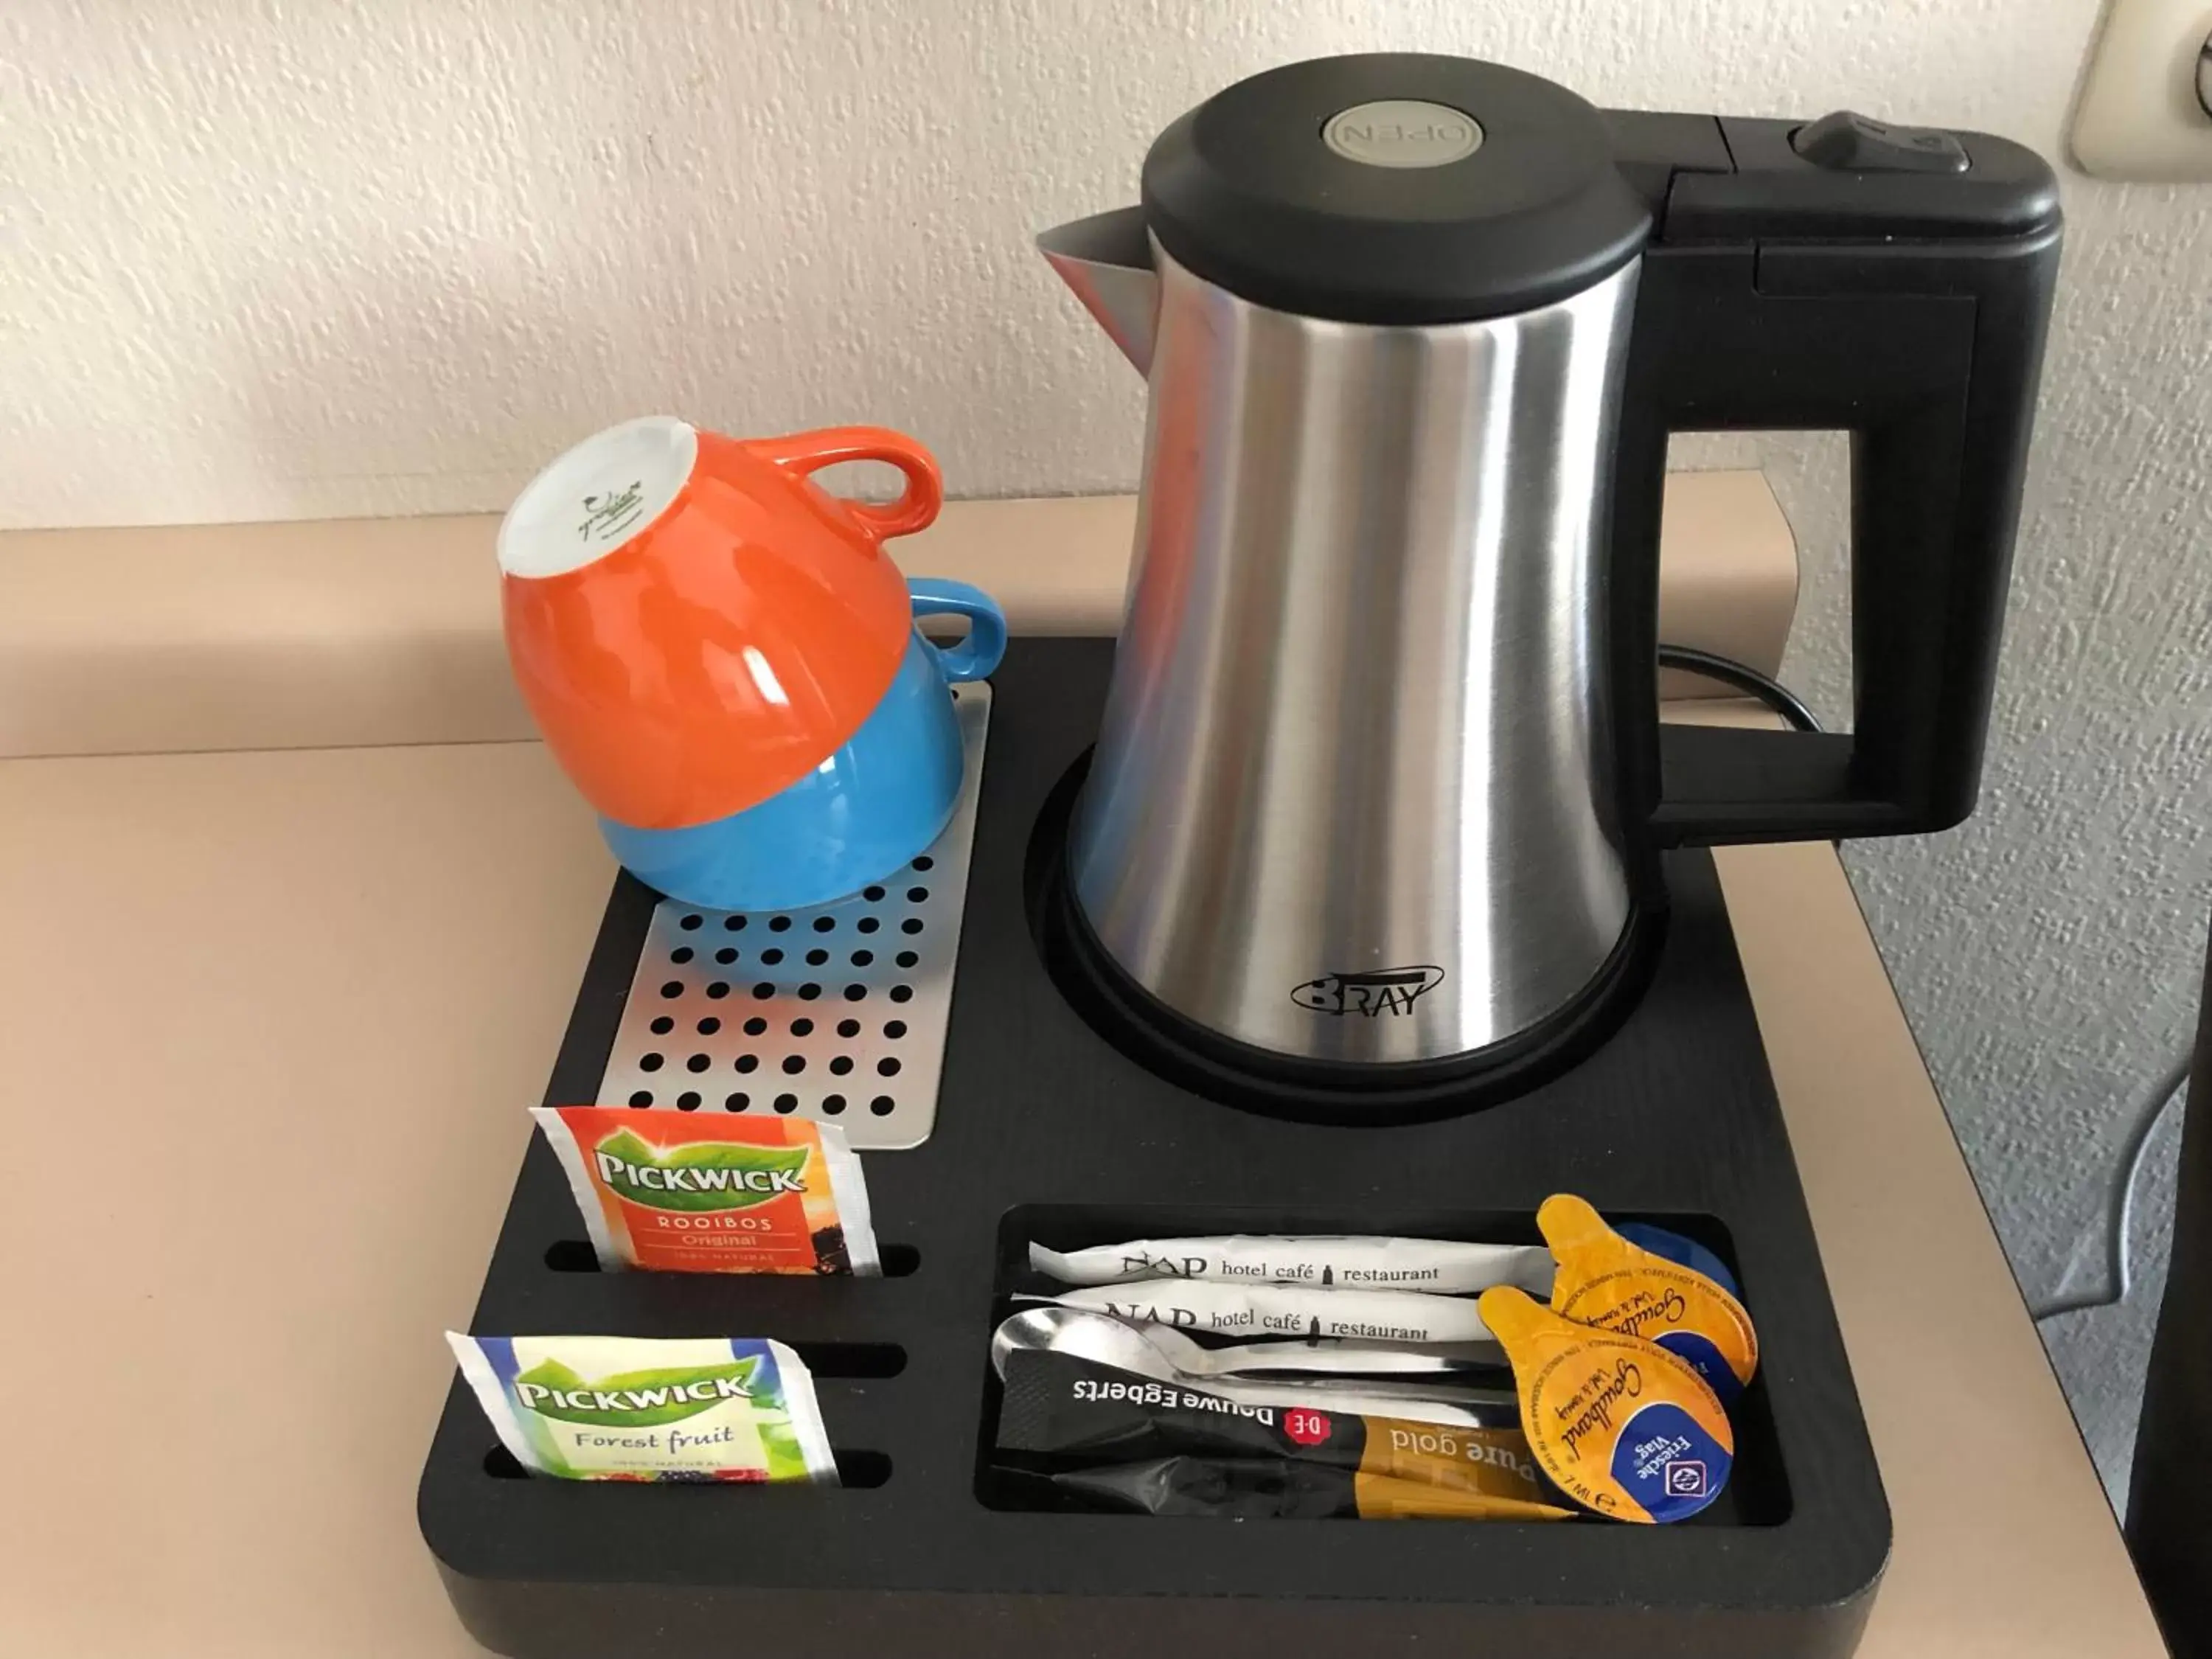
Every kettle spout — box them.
[1037,206,1160,377]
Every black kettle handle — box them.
[1604,112,2062,848]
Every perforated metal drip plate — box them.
[596,685,991,1149]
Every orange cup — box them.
[498,418,941,830]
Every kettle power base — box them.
[420,639,1891,1659]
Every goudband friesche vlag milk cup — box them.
[1537,1194,1759,1402]
[1478,1287,1734,1523]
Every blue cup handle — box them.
[906,577,1007,684]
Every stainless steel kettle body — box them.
[1065,242,1643,1069]
[1039,53,2059,1105]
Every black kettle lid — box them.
[1141,54,1650,324]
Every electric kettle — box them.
[1040,54,2060,1109]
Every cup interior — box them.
[498,416,699,579]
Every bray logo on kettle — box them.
[1292,966,1446,1018]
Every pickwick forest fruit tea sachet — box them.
[449,1334,837,1483]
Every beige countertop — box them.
[0,479,2163,1658]
[0,472,1793,759]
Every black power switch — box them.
[1792,110,1969,173]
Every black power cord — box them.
[1655,651,2197,1359]
[1658,643,1825,734]
[2031,1054,2194,1322]
[1654,644,2195,1327]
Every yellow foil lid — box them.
[1478,1286,1736,1523]
[1539,1194,1759,1402]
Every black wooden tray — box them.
[419,638,1889,1659]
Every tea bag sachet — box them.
[534,1106,878,1275]
[448,1333,836,1483]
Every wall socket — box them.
[2071,0,2212,179]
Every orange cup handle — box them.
[742,425,945,541]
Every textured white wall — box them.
[7,0,2211,1493]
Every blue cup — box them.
[599,577,1006,911]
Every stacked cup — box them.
[498,417,1006,911]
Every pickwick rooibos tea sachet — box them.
[532,1106,879,1274]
